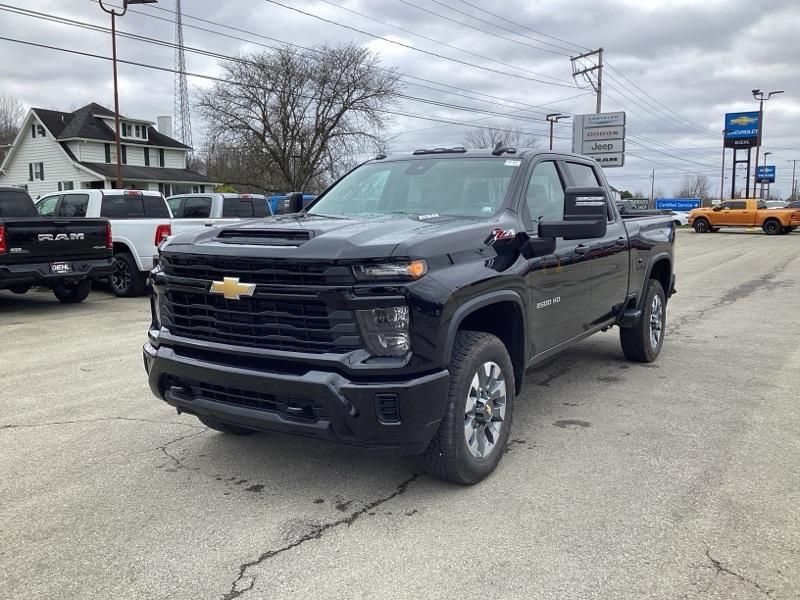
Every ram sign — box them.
[724,111,761,149]
[572,111,626,168]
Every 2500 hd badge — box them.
[143,148,675,485]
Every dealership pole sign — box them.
[724,112,761,148]
[756,165,775,183]
[572,111,626,167]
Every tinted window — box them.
[524,161,565,224]
[36,195,60,217]
[183,197,212,218]
[0,190,38,218]
[566,162,600,187]
[58,194,89,217]
[729,201,746,210]
[101,195,145,219]
[223,198,258,218]
[143,195,170,218]
[167,197,184,218]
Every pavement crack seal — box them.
[220,473,423,600]
[704,546,776,598]
[0,416,205,431]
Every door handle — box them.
[615,236,626,246]
[575,244,590,255]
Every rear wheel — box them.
[421,331,514,485]
[620,279,666,363]
[693,218,710,233]
[762,219,782,235]
[53,278,91,303]
[111,252,147,297]
[197,414,258,436]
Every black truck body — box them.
[144,149,675,484]
[0,186,113,302]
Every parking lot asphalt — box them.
[1,228,799,600]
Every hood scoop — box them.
[216,228,315,246]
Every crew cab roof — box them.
[372,148,597,162]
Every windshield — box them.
[308,158,518,218]
[0,190,38,218]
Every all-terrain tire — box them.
[111,252,147,297]
[197,414,258,436]
[762,219,782,235]
[53,278,91,303]
[620,279,666,363]
[421,331,515,485]
[693,218,710,233]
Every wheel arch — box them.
[444,290,527,394]
[641,254,672,308]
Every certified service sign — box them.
[573,111,626,167]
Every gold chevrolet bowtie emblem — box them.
[209,277,256,300]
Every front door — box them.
[521,159,592,355]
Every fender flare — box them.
[111,237,145,271]
[443,290,528,389]
[639,252,673,308]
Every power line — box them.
[260,0,580,87]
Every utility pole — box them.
[650,169,655,208]
[788,159,799,201]
[571,48,603,114]
[545,113,570,150]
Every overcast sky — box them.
[3,0,799,197]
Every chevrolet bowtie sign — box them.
[572,111,626,168]
[209,277,256,300]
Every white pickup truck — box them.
[166,193,272,234]
[35,189,172,297]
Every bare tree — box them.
[196,44,401,192]
[0,95,25,160]
[675,174,712,199]
[463,122,540,150]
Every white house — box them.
[0,102,217,197]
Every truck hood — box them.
[161,212,511,261]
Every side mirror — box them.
[538,186,608,240]
[280,192,305,214]
[712,206,721,211]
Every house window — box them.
[57,181,74,191]
[121,145,127,165]
[29,162,44,181]
[158,148,165,167]
[144,147,150,166]
[191,185,206,193]
[31,123,45,138]
[105,143,111,163]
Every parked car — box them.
[765,200,787,209]
[688,199,800,235]
[786,200,800,209]
[166,193,272,234]
[35,189,171,296]
[144,148,676,485]
[1,185,112,303]
[671,211,689,227]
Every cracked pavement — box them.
[1,229,799,599]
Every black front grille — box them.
[165,376,325,421]
[161,254,355,286]
[162,289,361,353]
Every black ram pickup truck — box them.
[144,148,675,484]
[0,186,113,303]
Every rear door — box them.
[521,158,592,354]
[168,195,230,234]
[222,196,270,219]
[563,161,629,325]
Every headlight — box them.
[355,306,410,356]
[353,260,427,281]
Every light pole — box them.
[98,0,158,189]
[720,128,729,203]
[751,88,784,196]
[788,159,799,201]
[760,151,773,199]
[546,113,570,150]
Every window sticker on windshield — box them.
[504,160,521,167]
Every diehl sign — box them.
[724,111,760,149]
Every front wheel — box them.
[693,218,710,233]
[53,279,91,304]
[421,331,514,485]
[620,279,666,363]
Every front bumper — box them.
[0,257,113,289]
[143,342,450,454]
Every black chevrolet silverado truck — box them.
[144,148,675,484]
[0,186,113,303]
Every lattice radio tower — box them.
[174,0,192,148]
